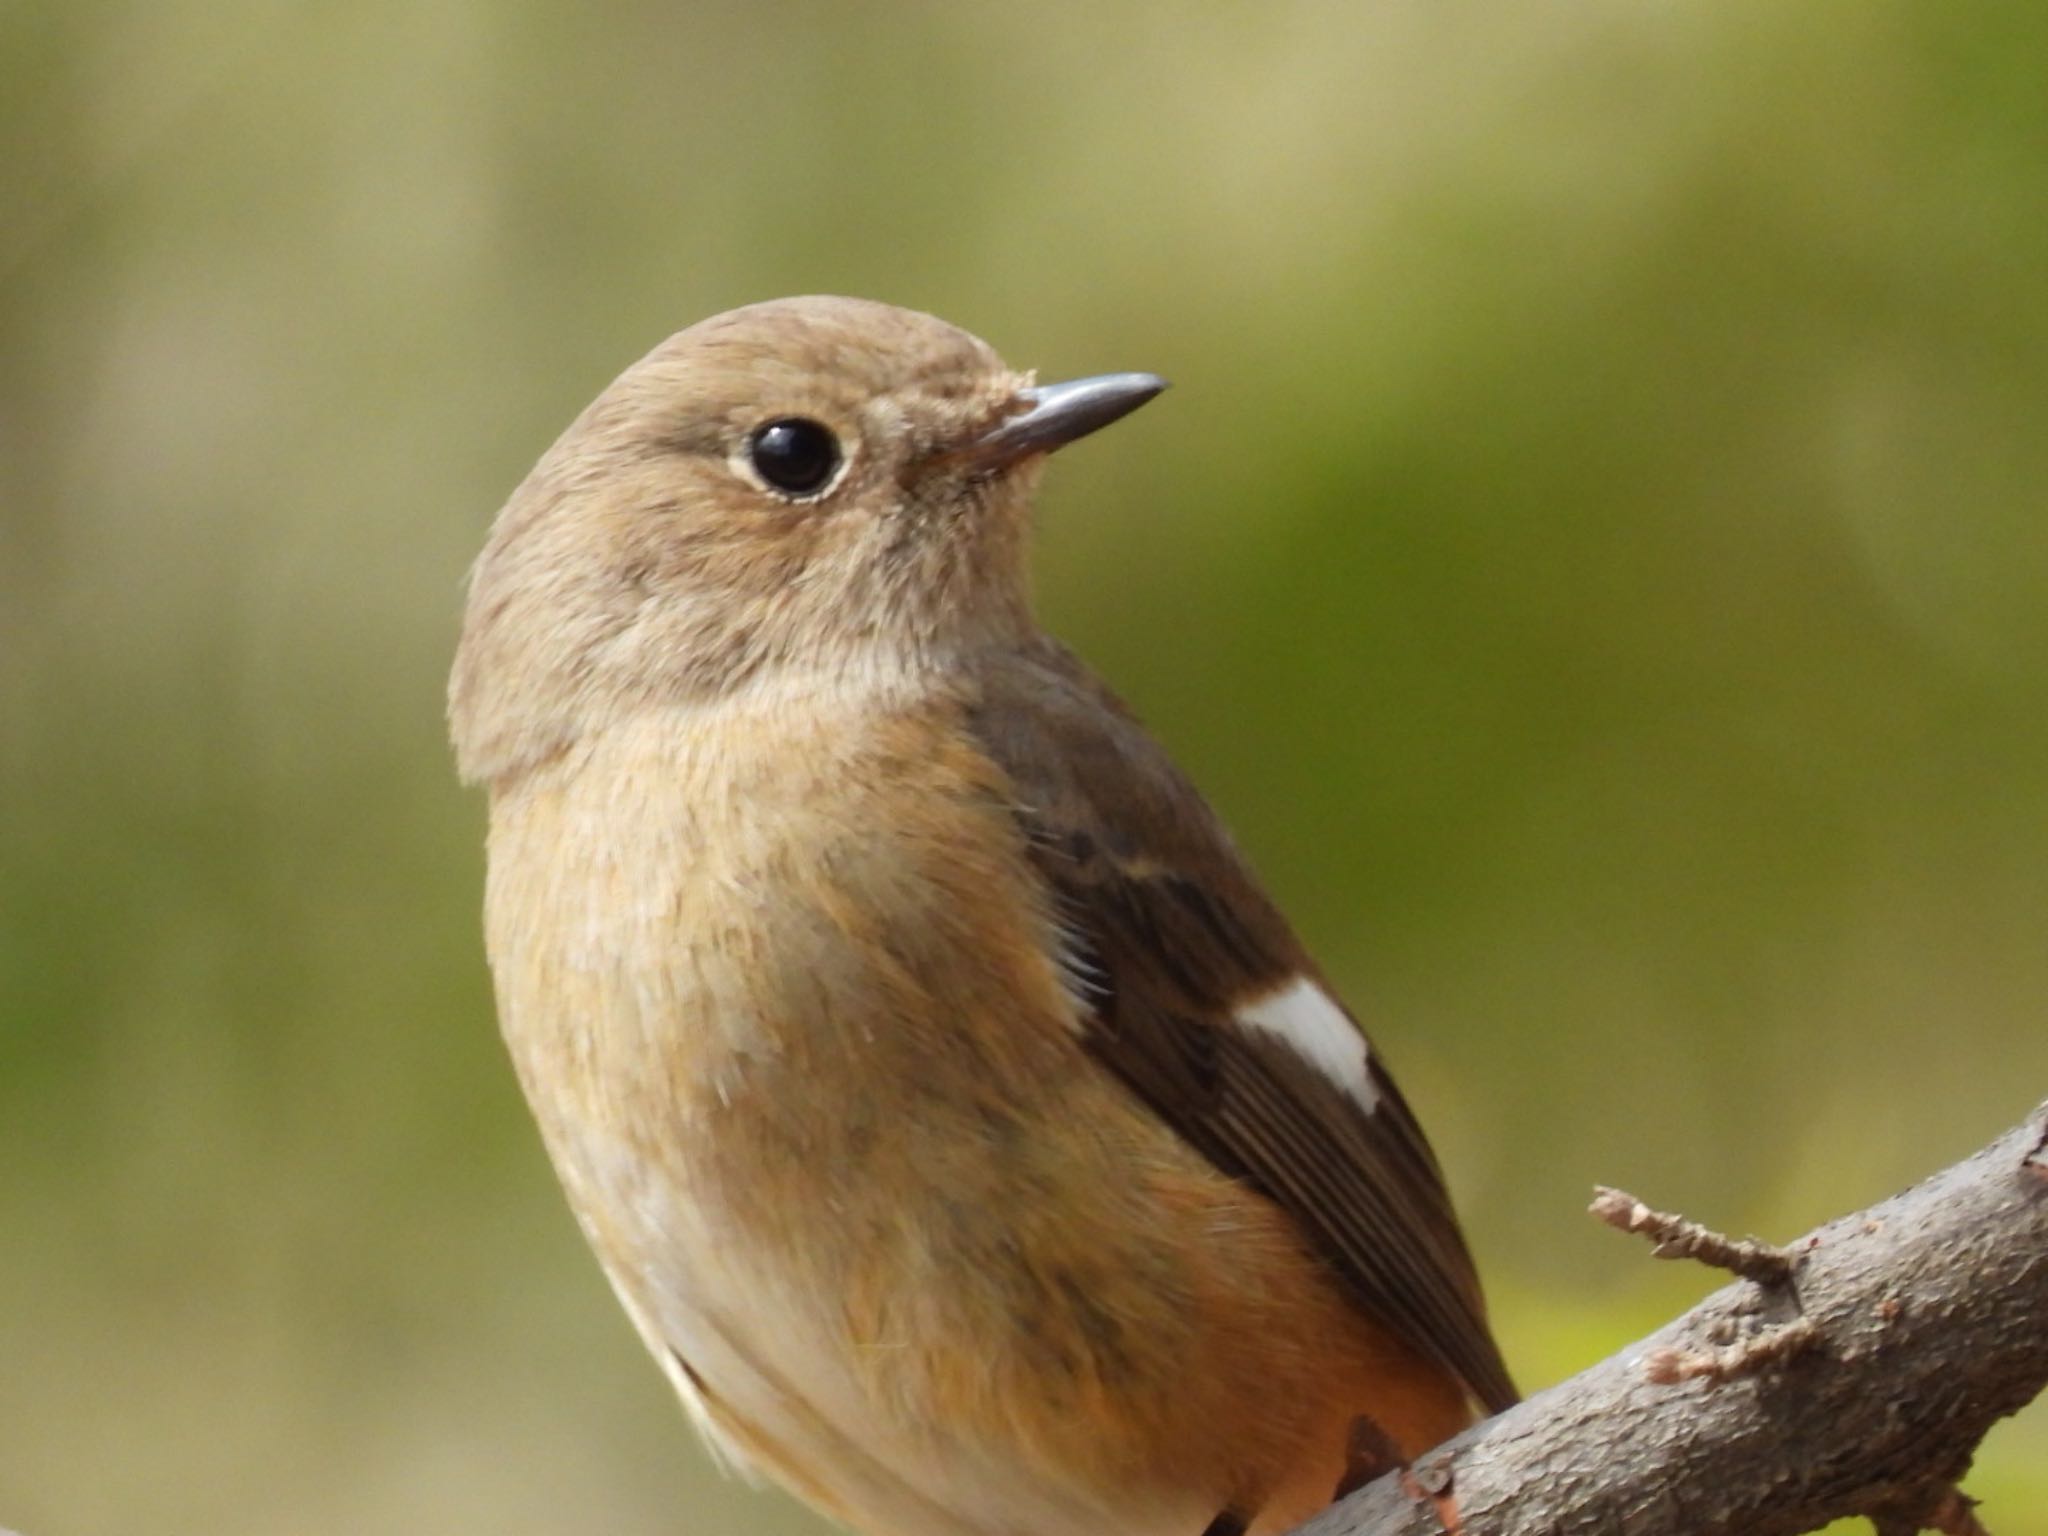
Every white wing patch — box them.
[1236,976,1380,1113]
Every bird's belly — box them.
[523,1023,1457,1536]
[527,1052,1240,1536]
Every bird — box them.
[448,295,1515,1536]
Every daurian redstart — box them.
[450,297,1515,1536]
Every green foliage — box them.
[3,1,2043,1530]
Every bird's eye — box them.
[746,418,842,497]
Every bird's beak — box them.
[949,373,1169,474]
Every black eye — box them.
[746,418,842,496]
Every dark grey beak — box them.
[952,372,1168,473]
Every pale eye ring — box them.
[744,418,843,498]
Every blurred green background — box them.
[5,1,2046,1531]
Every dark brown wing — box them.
[968,641,1518,1415]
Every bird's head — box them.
[449,296,1163,784]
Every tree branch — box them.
[1297,1102,2048,1536]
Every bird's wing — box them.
[967,642,1518,1415]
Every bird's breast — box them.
[482,686,1083,1237]
[477,688,1214,1531]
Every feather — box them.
[968,639,1519,1416]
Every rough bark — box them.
[1296,1103,2048,1536]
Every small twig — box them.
[2023,1115,2048,1183]
[1590,1186,1798,1285]
[1397,1455,1465,1536]
[1924,1486,1993,1536]
[1641,1316,1820,1384]
[1869,1481,1992,1536]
